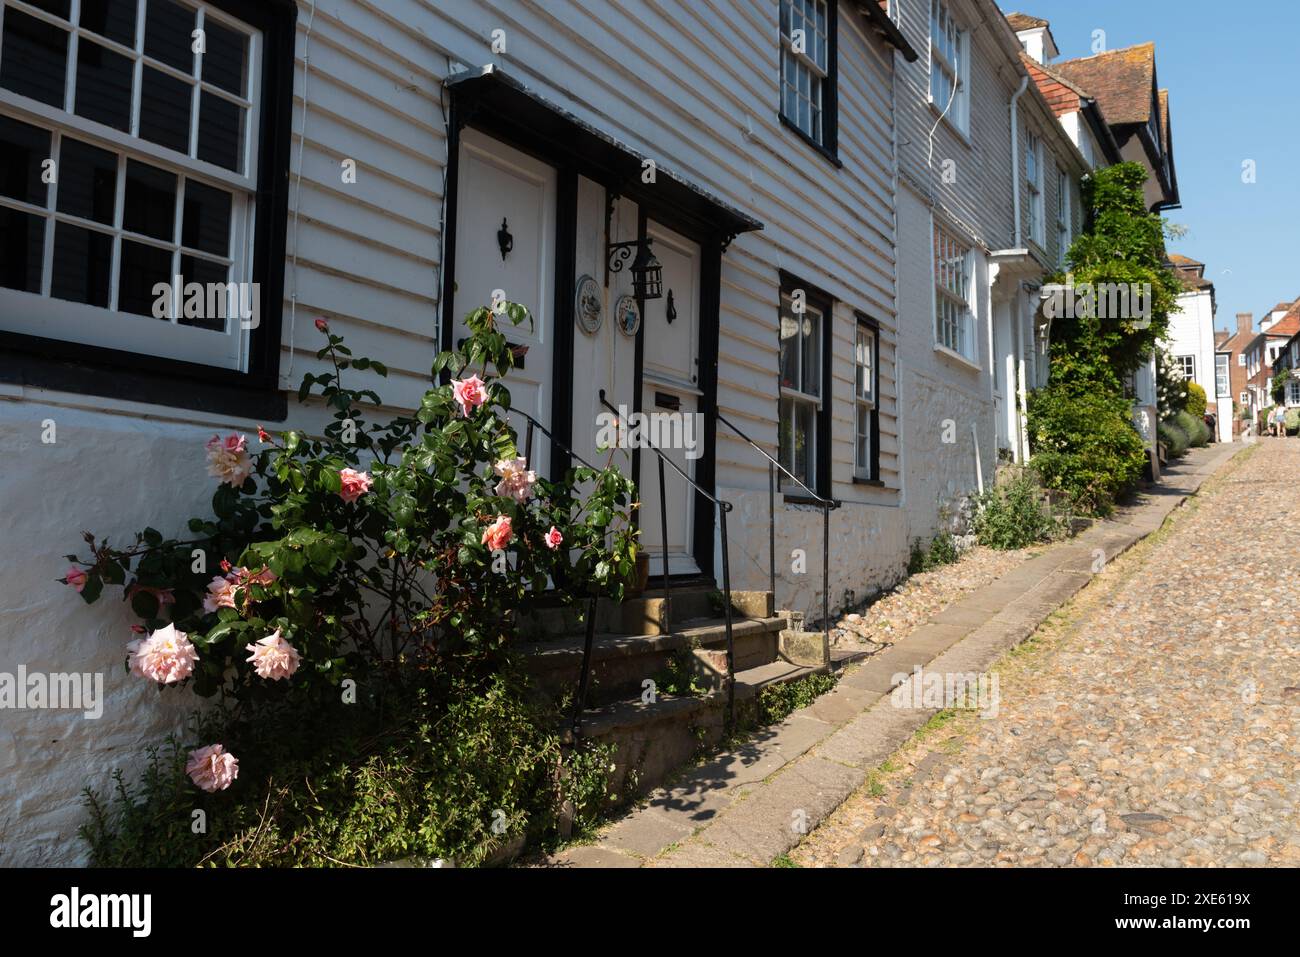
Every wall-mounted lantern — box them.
[607,238,663,301]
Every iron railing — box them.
[506,408,605,739]
[715,412,837,659]
[598,390,738,730]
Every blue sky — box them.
[1006,1,1299,331]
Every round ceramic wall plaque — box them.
[575,274,601,335]
[615,294,640,338]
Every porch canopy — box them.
[444,65,764,244]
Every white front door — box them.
[638,220,701,577]
[453,129,556,476]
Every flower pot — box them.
[626,554,650,597]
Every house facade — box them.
[1164,254,1230,440]
[1243,309,1300,420]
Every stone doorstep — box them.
[552,445,1242,868]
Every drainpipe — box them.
[1010,75,1029,248]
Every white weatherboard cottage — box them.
[0,0,936,863]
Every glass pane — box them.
[56,137,117,224]
[182,179,231,255]
[779,302,799,390]
[118,239,174,316]
[0,10,69,109]
[25,0,72,17]
[140,66,193,154]
[202,19,248,96]
[79,0,138,47]
[197,90,244,171]
[793,400,814,487]
[856,405,869,471]
[51,222,113,306]
[0,114,52,206]
[123,159,177,240]
[144,0,196,73]
[177,254,229,330]
[74,39,133,132]
[0,207,45,293]
[801,308,820,398]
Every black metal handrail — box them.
[715,411,836,659]
[506,408,605,739]
[598,390,738,731]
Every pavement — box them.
[544,440,1245,868]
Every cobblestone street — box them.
[793,440,1300,868]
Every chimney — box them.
[1237,312,1253,335]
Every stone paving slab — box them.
[542,442,1241,868]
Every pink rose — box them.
[127,624,199,684]
[202,574,239,614]
[481,515,514,552]
[64,566,88,593]
[338,468,373,503]
[315,317,329,333]
[186,744,239,792]
[544,526,563,550]
[205,433,253,487]
[245,627,301,681]
[451,375,488,418]
[493,456,537,504]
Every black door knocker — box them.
[666,289,676,324]
[497,218,513,260]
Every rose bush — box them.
[66,300,638,841]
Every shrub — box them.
[1185,381,1207,419]
[907,532,960,574]
[64,301,639,865]
[1026,384,1147,517]
[1288,408,1300,434]
[972,470,1061,550]
[1175,409,1209,448]
[1158,420,1189,458]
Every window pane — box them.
[800,308,820,398]
[144,0,196,73]
[856,404,870,473]
[123,159,177,240]
[25,0,72,17]
[118,239,173,316]
[197,90,244,171]
[56,138,117,224]
[140,66,193,154]
[0,207,45,293]
[74,39,133,132]
[51,222,113,307]
[779,395,794,477]
[182,179,231,255]
[178,254,229,330]
[202,19,248,96]
[0,10,70,109]
[80,0,138,48]
[779,304,800,391]
[0,114,52,206]
[793,399,814,487]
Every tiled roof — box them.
[1167,253,1202,266]
[1052,42,1156,126]
[1006,12,1050,30]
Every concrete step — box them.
[520,615,786,706]
[570,659,830,800]
[519,588,774,639]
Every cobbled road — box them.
[794,440,1300,868]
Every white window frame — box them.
[1175,354,1195,382]
[1025,128,1044,246]
[1215,354,1230,398]
[0,0,262,371]
[854,322,876,481]
[778,289,823,492]
[929,0,968,132]
[933,221,975,362]
[1289,379,1300,406]
[779,0,830,146]
[1240,391,1248,404]
[1056,167,1070,266]
[1238,353,1246,366]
